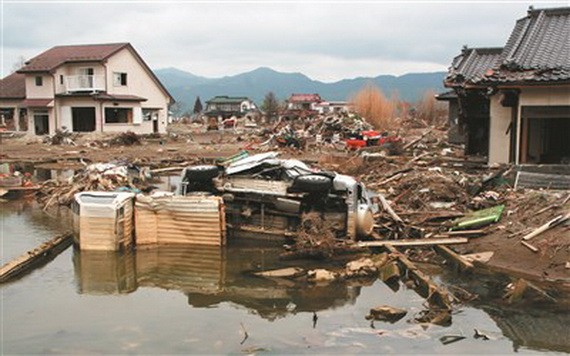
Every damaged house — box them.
[444,6,570,164]
[0,43,174,135]
[286,93,322,111]
[203,96,258,119]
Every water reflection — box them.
[485,306,570,353]
[73,250,137,294]
[73,244,360,321]
[439,269,570,353]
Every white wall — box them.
[489,86,570,164]
[25,75,54,99]
[488,94,512,164]
[105,47,170,133]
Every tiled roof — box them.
[288,93,322,103]
[445,7,570,86]
[206,96,250,104]
[0,72,26,99]
[444,47,503,86]
[18,43,129,73]
[21,98,54,107]
[435,90,458,101]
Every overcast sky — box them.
[1,0,566,82]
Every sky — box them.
[1,0,567,82]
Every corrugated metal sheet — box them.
[135,194,226,246]
[515,171,570,190]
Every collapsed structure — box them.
[442,6,570,164]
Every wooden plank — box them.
[378,194,403,223]
[383,244,456,307]
[522,212,570,241]
[433,245,474,272]
[521,240,539,253]
[358,237,468,248]
[1,233,73,283]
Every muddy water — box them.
[2,200,569,354]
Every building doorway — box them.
[520,106,570,164]
[72,107,96,132]
[34,111,49,135]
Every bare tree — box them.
[350,83,396,130]
[11,55,26,73]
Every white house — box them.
[0,43,174,135]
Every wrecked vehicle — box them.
[179,152,378,240]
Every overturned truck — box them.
[180,152,378,240]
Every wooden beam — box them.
[358,237,468,248]
[377,194,404,223]
[1,233,73,283]
[383,244,456,307]
[522,212,570,241]
[433,245,474,272]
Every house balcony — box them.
[64,75,105,93]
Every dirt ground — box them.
[1,128,569,289]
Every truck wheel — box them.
[184,165,219,182]
[293,174,332,193]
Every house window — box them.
[35,76,43,86]
[113,72,127,86]
[77,67,94,75]
[142,109,159,122]
[105,108,132,124]
[60,75,64,85]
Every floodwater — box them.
[2,199,569,354]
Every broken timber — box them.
[382,244,457,307]
[0,232,73,283]
[433,245,474,272]
[358,237,468,248]
[522,212,570,241]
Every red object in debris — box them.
[361,130,381,139]
[223,118,236,128]
[345,138,367,150]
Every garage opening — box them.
[521,106,570,164]
[72,107,96,132]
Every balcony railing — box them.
[65,75,105,92]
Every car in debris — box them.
[345,130,402,150]
[179,152,378,240]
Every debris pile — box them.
[37,162,150,209]
[108,131,141,146]
[44,129,77,145]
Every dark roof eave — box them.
[0,96,26,100]
[488,79,570,87]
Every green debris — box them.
[451,205,505,230]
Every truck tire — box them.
[184,165,219,182]
[293,174,332,193]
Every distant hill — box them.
[154,67,446,113]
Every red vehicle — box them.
[345,130,401,150]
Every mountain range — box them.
[153,67,447,113]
